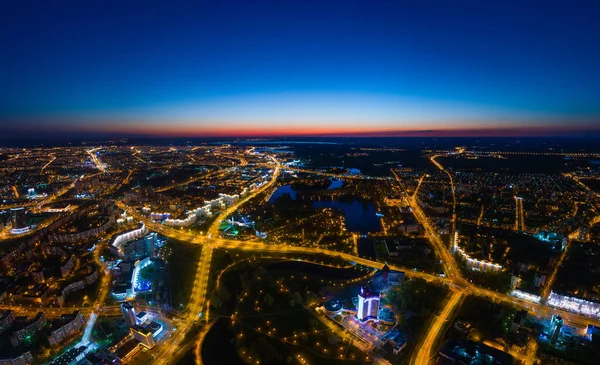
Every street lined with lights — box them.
[112,151,600,365]
[71,150,600,365]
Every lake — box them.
[268,183,381,233]
[313,198,381,233]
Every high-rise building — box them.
[131,325,156,349]
[357,286,380,322]
[121,302,137,328]
[0,310,14,335]
[75,179,84,194]
[550,314,563,344]
[122,233,156,261]
[9,312,46,347]
[515,197,525,232]
[46,311,84,346]
[382,264,389,284]
[10,207,27,229]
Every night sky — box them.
[1,0,599,138]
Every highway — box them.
[541,232,575,300]
[152,154,281,364]
[412,291,464,365]
[86,148,106,173]
[413,174,427,199]
[395,154,596,364]
[215,239,446,283]
[391,169,466,288]
[113,153,600,365]
[1,147,596,364]
[430,154,458,233]
[41,155,56,174]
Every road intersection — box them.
[8,152,595,364]
[122,154,600,364]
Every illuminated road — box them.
[93,239,112,310]
[194,318,217,365]
[565,172,600,201]
[131,148,149,164]
[541,235,573,300]
[413,173,427,199]
[207,154,280,239]
[476,204,485,227]
[11,185,19,199]
[152,154,281,364]
[391,169,466,288]
[113,152,600,365]
[215,239,445,282]
[155,167,599,364]
[41,155,56,174]
[413,291,463,365]
[86,148,106,173]
[430,154,457,233]
[0,202,36,210]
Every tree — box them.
[210,290,223,308]
[210,284,231,309]
[250,338,281,364]
[289,292,303,307]
[304,291,318,306]
[263,293,274,307]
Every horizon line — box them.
[3,124,600,139]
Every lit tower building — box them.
[10,207,30,234]
[10,208,27,229]
[357,286,380,322]
[382,263,389,285]
[550,314,563,345]
[515,196,525,232]
[121,302,137,328]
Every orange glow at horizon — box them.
[53,120,600,138]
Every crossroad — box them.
[412,292,464,365]
[153,155,281,363]
[30,151,593,365]
[131,153,600,365]
[86,148,106,173]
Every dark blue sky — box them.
[1,0,599,137]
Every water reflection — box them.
[268,183,381,233]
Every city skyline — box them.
[2,1,599,138]
[3,3,600,363]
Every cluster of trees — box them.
[383,278,449,334]
[210,263,321,312]
[384,278,448,313]
[167,239,202,308]
[238,338,283,364]
[456,297,514,340]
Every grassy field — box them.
[168,238,202,309]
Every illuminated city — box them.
[1,1,600,365]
